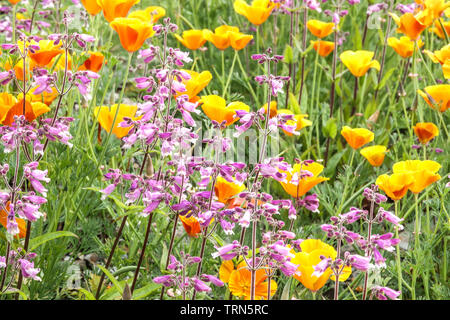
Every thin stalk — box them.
[373,12,392,101]
[333,236,342,300]
[0,242,11,292]
[285,6,294,108]
[351,77,359,116]
[15,220,32,299]
[223,50,237,99]
[12,4,16,43]
[362,197,375,300]
[250,219,257,300]
[297,8,308,108]
[394,201,403,299]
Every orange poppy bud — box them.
[413,122,439,144]
[340,126,374,149]
[417,84,450,112]
[306,20,335,38]
[233,0,276,26]
[311,40,335,57]
[110,17,155,52]
[390,12,427,40]
[340,50,380,77]
[360,145,388,167]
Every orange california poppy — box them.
[228,260,277,300]
[306,20,335,38]
[341,126,374,149]
[229,31,254,51]
[204,26,240,50]
[219,260,235,283]
[376,173,414,201]
[23,40,64,67]
[430,19,450,39]
[311,40,335,57]
[199,95,250,126]
[174,30,209,50]
[291,239,351,292]
[390,12,427,40]
[413,122,439,144]
[179,214,202,237]
[7,0,21,4]
[80,0,102,15]
[144,6,166,23]
[393,160,441,194]
[31,86,59,106]
[262,101,278,118]
[1,94,50,126]
[214,176,246,204]
[110,17,155,52]
[174,70,212,103]
[279,161,329,198]
[360,145,388,167]
[233,0,276,26]
[417,84,450,112]
[415,0,450,26]
[97,0,140,22]
[3,57,36,81]
[0,203,27,239]
[78,51,105,73]
[387,36,423,58]
[423,44,450,79]
[94,104,140,138]
[0,92,18,124]
[276,109,312,136]
[340,50,380,77]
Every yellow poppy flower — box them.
[413,122,439,144]
[340,126,374,149]
[94,104,140,138]
[277,109,312,136]
[376,173,414,201]
[199,95,250,126]
[22,39,64,67]
[417,84,450,112]
[219,260,235,283]
[340,50,380,77]
[360,145,388,167]
[145,6,166,23]
[1,94,50,126]
[423,44,450,79]
[78,51,105,73]
[229,31,254,51]
[390,12,427,40]
[204,26,239,50]
[291,239,351,292]
[228,260,277,300]
[174,30,209,50]
[311,40,335,57]
[110,17,155,52]
[3,57,36,81]
[387,36,423,58]
[80,0,102,16]
[393,160,441,194]
[0,92,18,123]
[214,176,246,204]
[233,0,276,26]
[97,0,140,22]
[306,20,335,38]
[279,161,329,198]
[174,69,212,103]
[415,0,450,26]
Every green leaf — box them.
[283,45,294,64]
[288,92,301,114]
[280,278,292,300]
[132,283,162,300]
[322,117,337,139]
[0,288,28,300]
[29,231,78,251]
[78,288,96,300]
[97,264,123,296]
[376,67,396,90]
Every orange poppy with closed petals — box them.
[0,203,27,239]
[179,214,202,238]
[360,145,388,167]
[110,18,155,52]
[199,95,250,126]
[1,94,50,126]
[277,109,312,136]
[306,20,335,38]
[413,122,439,144]
[0,92,18,123]
[376,173,414,201]
[174,30,209,50]
[214,176,246,204]
[341,126,374,149]
[291,239,351,292]
[78,51,105,73]
[204,26,239,50]
[423,44,450,79]
[97,0,140,22]
[417,84,450,112]
[340,50,380,77]
[279,161,329,199]
[233,0,276,26]
[393,160,441,194]
[390,12,427,40]
[94,104,140,138]
[387,36,423,58]
[80,0,102,16]
[228,260,277,300]
[174,69,212,103]
[229,31,253,50]
[311,40,335,57]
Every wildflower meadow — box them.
[0,0,448,303]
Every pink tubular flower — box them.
[211,241,240,260]
[372,286,401,300]
[18,259,41,281]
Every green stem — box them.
[394,201,403,299]
[336,149,356,215]
[223,50,237,99]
